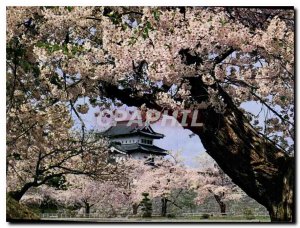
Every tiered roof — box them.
[102,121,164,139]
[102,120,167,156]
[110,142,167,156]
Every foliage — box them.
[243,207,255,220]
[169,189,198,212]
[6,7,294,151]
[167,213,176,218]
[201,213,210,219]
[140,192,152,217]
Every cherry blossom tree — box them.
[126,156,195,216]
[20,185,59,211]
[21,174,131,216]
[7,127,121,202]
[6,6,294,221]
[94,182,132,217]
[52,175,130,216]
[192,153,243,214]
[56,175,101,214]
[117,158,151,215]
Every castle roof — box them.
[110,142,167,156]
[102,121,164,139]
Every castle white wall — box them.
[111,135,153,145]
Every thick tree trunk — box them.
[8,174,64,202]
[9,182,34,202]
[268,161,294,222]
[186,78,294,222]
[161,197,168,217]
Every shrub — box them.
[167,213,176,218]
[140,193,152,218]
[201,213,210,219]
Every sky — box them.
[72,98,283,168]
[72,102,204,167]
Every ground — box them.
[40,215,271,223]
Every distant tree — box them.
[51,175,130,216]
[126,157,198,217]
[192,153,243,214]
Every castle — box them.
[102,120,167,163]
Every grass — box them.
[128,215,271,222]
[40,212,271,222]
[206,215,270,222]
[6,195,40,221]
[41,215,271,223]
